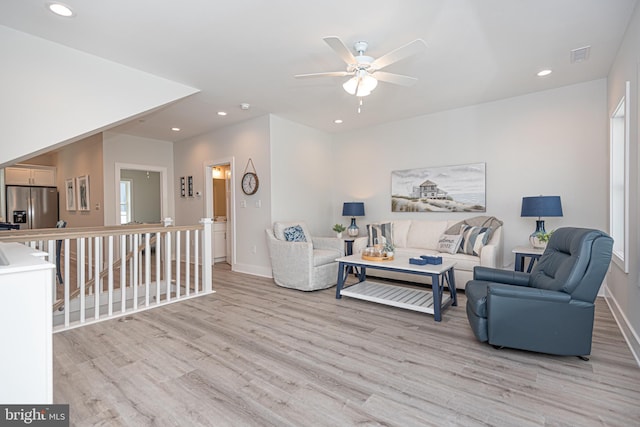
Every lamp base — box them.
[347,217,359,237]
[529,220,547,249]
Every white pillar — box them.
[200,218,213,292]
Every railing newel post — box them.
[200,218,213,293]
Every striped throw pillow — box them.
[366,222,393,247]
[458,225,492,256]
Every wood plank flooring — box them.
[53,264,640,426]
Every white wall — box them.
[605,2,640,362]
[333,79,608,268]
[173,115,273,277]
[102,133,175,226]
[0,25,198,167]
[270,116,335,236]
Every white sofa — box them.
[352,219,503,290]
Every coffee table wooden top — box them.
[336,254,456,275]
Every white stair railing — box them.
[0,219,214,332]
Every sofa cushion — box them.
[366,222,393,247]
[459,225,492,256]
[392,220,412,248]
[284,225,307,242]
[406,220,449,250]
[437,234,463,254]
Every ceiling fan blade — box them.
[294,71,351,79]
[374,71,418,87]
[371,39,427,70]
[323,36,357,64]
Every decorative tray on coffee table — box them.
[361,247,394,261]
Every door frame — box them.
[204,157,236,269]
[114,162,168,224]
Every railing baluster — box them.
[79,238,85,324]
[88,240,93,281]
[186,230,190,296]
[176,230,181,299]
[64,239,70,328]
[108,235,114,317]
[94,237,100,320]
[144,232,150,307]
[133,233,139,311]
[165,231,172,302]
[155,231,161,304]
[195,229,199,293]
[121,234,127,313]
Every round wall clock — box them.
[241,172,259,195]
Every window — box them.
[609,81,630,273]
[120,180,132,224]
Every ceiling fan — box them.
[295,36,427,97]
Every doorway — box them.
[120,169,161,224]
[204,157,235,269]
[114,163,168,225]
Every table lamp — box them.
[521,196,563,248]
[342,202,365,237]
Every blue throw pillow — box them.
[284,225,307,242]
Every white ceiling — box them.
[1,0,637,142]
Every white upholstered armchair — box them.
[265,221,344,291]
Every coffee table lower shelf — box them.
[340,280,451,315]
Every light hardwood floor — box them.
[53,264,640,426]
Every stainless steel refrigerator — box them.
[6,186,59,229]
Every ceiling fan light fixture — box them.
[342,72,378,97]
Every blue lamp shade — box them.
[342,202,365,237]
[521,196,563,218]
[342,202,365,217]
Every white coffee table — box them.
[335,254,457,321]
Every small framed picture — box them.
[77,175,90,211]
[188,176,194,197]
[180,176,186,198]
[65,178,76,211]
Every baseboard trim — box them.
[603,285,640,367]
[231,263,273,278]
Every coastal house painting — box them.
[391,163,486,212]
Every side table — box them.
[513,246,544,273]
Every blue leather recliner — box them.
[465,227,613,357]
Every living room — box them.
[1,1,640,424]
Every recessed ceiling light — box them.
[217,111,227,116]
[334,119,343,124]
[46,2,75,17]
[537,69,552,77]
[171,127,181,132]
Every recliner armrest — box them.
[473,266,530,286]
[488,283,571,303]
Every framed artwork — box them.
[77,175,90,211]
[391,162,486,212]
[65,178,76,211]
[180,176,186,198]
